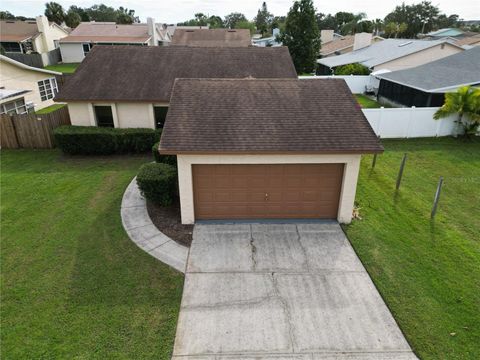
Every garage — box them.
[158,78,383,224]
[192,164,344,220]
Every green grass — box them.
[0,150,183,359]
[44,63,80,73]
[344,137,480,360]
[35,103,66,114]
[354,94,384,108]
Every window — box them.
[82,43,92,56]
[37,78,58,101]
[153,106,168,128]
[94,106,115,127]
[0,98,28,115]
[1,42,22,53]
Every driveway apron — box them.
[172,223,417,359]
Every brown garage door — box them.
[192,164,344,220]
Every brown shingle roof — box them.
[0,20,39,42]
[159,79,383,154]
[55,46,297,102]
[320,36,355,56]
[59,22,151,43]
[171,29,251,47]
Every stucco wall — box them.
[68,101,163,128]
[0,61,57,110]
[59,43,85,63]
[374,43,462,72]
[176,154,362,225]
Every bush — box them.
[152,142,177,167]
[54,126,161,155]
[334,63,371,75]
[136,163,177,206]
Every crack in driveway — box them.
[271,272,297,353]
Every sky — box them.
[2,0,480,23]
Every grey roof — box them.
[377,47,480,92]
[0,89,30,101]
[317,39,461,69]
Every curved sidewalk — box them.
[121,177,188,273]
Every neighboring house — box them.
[166,24,209,38]
[0,16,68,54]
[454,34,480,48]
[252,28,282,47]
[59,18,170,63]
[54,46,297,128]
[159,78,383,224]
[376,47,480,107]
[170,29,251,47]
[0,55,61,111]
[424,28,466,39]
[0,89,31,115]
[319,30,384,57]
[317,39,464,74]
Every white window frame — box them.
[37,78,58,102]
[0,98,28,115]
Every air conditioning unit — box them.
[26,101,35,112]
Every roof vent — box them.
[398,41,413,47]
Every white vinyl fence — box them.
[362,107,461,138]
[299,75,370,93]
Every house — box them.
[54,46,297,128]
[59,18,170,63]
[252,28,282,47]
[159,78,383,224]
[454,34,480,48]
[424,28,466,39]
[0,89,32,115]
[0,16,69,66]
[170,29,251,47]
[0,16,68,54]
[319,30,384,57]
[0,55,61,111]
[165,24,209,38]
[317,38,464,74]
[376,47,480,107]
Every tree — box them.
[384,22,408,38]
[235,20,256,35]
[0,11,15,20]
[68,6,90,21]
[254,2,273,36]
[85,4,118,22]
[116,7,138,24]
[224,12,247,29]
[341,13,367,35]
[334,63,370,75]
[44,2,65,25]
[434,86,480,137]
[372,19,383,35]
[64,9,81,28]
[279,0,320,74]
[271,16,286,32]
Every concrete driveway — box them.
[173,223,417,359]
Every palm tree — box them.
[44,2,65,25]
[341,12,366,35]
[434,86,480,137]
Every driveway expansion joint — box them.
[121,177,188,273]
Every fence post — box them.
[396,153,407,190]
[372,154,378,169]
[431,176,444,218]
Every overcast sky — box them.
[3,0,480,23]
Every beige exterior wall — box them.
[374,43,463,72]
[60,43,86,63]
[68,101,169,128]
[176,154,362,225]
[0,61,58,110]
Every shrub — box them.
[54,126,160,155]
[136,163,177,206]
[334,63,370,75]
[152,142,177,167]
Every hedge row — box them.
[152,142,177,167]
[136,163,177,206]
[54,126,161,155]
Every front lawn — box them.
[0,150,183,359]
[354,94,384,108]
[35,103,66,114]
[44,63,80,73]
[345,137,480,360]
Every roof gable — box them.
[55,46,297,102]
[171,29,251,47]
[159,78,383,154]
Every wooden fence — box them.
[0,106,71,149]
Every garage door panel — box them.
[193,164,343,220]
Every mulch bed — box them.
[146,199,193,247]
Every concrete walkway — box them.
[121,178,188,272]
[173,223,417,359]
